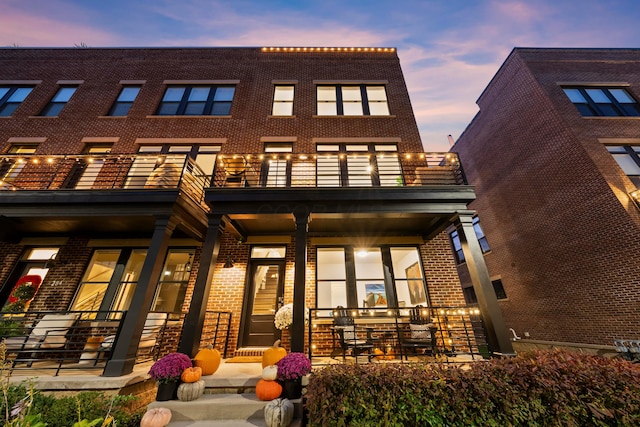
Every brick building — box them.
[453,48,640,349]
[0,47,511,377]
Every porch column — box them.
[291,208,310,352]
[453,214,514,356]
[178,214,225,357]
[103,216,177,377]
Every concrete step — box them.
[149,394,303,425]
[167,419,302,427]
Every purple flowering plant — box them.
[148,352,192,384]
[276,352,312,380]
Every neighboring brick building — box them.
[0,47,511,377]
[453,48,640,349]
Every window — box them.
[156,85,235,116]
[0,86,33,116]
[562,87,640,117]
[462,279,507,304]
[264,143,293,187]
[272,85,294,116]
[70,248,147,314]
[606,145,640,186]
[65,145,112,189]
[449,217,490,264]
[108,85,141,116]
[0,145,38,189]
[316,143,401,187]
[316,246,428,316]
[316,85,389,116]
[152,250,195,312]
[39,86,77,116]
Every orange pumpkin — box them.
[180,366,202,383]
[262,340,287,368]
[373,348,385,360]
[256,379,283,401]
[194,344,221,375]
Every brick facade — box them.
[454,48,640,346]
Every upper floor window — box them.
[156,85,235,116]
[317,85,390,116]
[562,87,640,117]
[316,143,401,187]
[108,85,141,116]
[0,86,34,116]
[449,217,490,264]
[39,86,77,116]
[462,279,507,304]
[272,85,294,116]
[606,145,640,186]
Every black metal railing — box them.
[211,152,466,188]
[0,154,210,208]
[307,305,489,365]
[1,309,233,376]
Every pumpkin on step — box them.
[264,398,294,427]
[140,407,172,427]
[262,365,278,381]
[193,344,221,375]
[262,340,287,368]
[256,378,283,401]
[177,379,205,402]
[180,366,202,383]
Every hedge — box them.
[305,350,640,426]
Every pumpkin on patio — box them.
[193,344,221,375]
[256,378,283,401]
[140,407,172,427]
[264,398,294,427]
[262,339,287,368]
[262,365,278,381]
[177,379,205,402]
[180,366,202,383]
[373,348,385,360]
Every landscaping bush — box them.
[305,350,640,426]
[0,386,143,427]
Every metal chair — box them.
[400,305,438,360]
[331,306,374,362]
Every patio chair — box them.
[3,313,80,367]
[97,312,167,363]
[331,306,374,362]
[400,305,438,360]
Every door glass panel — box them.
[355,248,385,309]
[377,153,402,186]
[391,248,427,309]
[266,159,287,187]
[153,250,193,312]
[251,265,279,315]
[112,249,147,311]
[317,155,340,187]
[317,248,347,316]
[70,249,120,312]
[347,155,372,186]
[250,246,286,258]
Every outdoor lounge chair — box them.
[3,313,80,368]
[400,305,438,360]
[331,306,374,361]
[97,312,167,363]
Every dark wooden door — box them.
[241,261,285,347]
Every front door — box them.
[241,260,285,347]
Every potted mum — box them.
[148,352,192,401]
[276,352,312,399]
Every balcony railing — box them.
[0,153,210,207]
[307,305,489,365]
[211,152,466,188]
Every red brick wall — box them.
[454,48,640,345]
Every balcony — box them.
[0,153,209,206]
[210,152,466,188]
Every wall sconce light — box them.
[223,256,235,268]
[44,253,58,269]
[630,189,640,210]
[185,253,194,272]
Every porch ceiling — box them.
[207,186,477,239]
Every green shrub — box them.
[0,386,142,427]
[305,350,640,427]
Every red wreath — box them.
[8,275,42,303]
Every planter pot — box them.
[156,380,179,401]
[280,377,302,400]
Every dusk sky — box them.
[2,0,640,151]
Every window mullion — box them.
[581,88,603,116]
[177,87,192,115]
[361,86,370,115]
[380,247,397,307]
[336,86,344,115]
[344,247,357,307]
[204,87,216,115]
